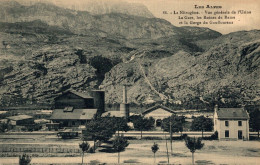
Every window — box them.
[225,121,229,127]
[238,121,242,126]
[225,130,229,137]
[238,130,243,139]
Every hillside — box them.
[14,0,154,18]
[0,1,259,108]
[101,31,260,106]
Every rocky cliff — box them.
[0,1,259,108]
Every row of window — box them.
[225,130,243,139]
[225,121,242,126]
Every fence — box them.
[0,147,81,153]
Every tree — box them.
[151,142,159,164]
[106,116,130,136]
[0,123,8,133]
[249,109,260,138]
[112,136,129,163]
[131,115,154,139]
[19,153,31,165]
[83,117,117,151]
[79,141,90,164]
[161,115,185,153]
[191,116,213,137]
[161,115,185,133]
[185,136,204,165]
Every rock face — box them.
[101,33,260,106]
[0,2,164,39]
[0,1,259,108]
[16,0,154,18]
[57,0,155,18]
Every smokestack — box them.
[120,85,129,119]
[123,85,127,104]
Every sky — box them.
[126,0,260,34]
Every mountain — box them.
[14,0,154,18]
[101,30,260,107]
[54,0,154,18]
[0,1,258,108]
[0,2,168,39]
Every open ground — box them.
[0,134,259,164]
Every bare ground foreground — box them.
[0,139,259,165]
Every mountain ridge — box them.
[0,1,259,108]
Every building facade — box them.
[142,104,176,127]
[213,105,250,140]
[7,115,34,126]
[50,90,104,127]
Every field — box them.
[0,136,259,164]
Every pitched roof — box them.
[50,109,97,120]
[55,90,93,100]
[7,115,33,121]
[102,111,122,118]
[69,91,93,99]
[216,108,249,120]
[102,111,136,118]
[142,104,176,115]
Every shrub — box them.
[19,153,31,165]
[124,136,138,140]
[210,131,218,140]
[142,137,163,140]
[88,147,95,153]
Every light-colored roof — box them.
[6,115,33,121]
[142,104,176,115]
[50,109,97,120]
[216,108,249,120]
[102,111,136,118]
[102,111,122,117]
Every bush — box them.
[124,136,138,140]
[181,134,188,140]
[88,147,95,153]
[201,131,218,140]
[19,153,31,165]
[210,131,218,140]
[142,137,163,140]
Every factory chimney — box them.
[123,85,127,104]
[120,85,130,119]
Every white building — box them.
[142,104,176,127]
[213,105,249,140]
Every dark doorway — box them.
[238,130,243,139]
[156,119,162,127]
[62,121,68,127]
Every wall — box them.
[16,118,34,126]
[217,119,249,140]
[89,90,105,114]
[55,92,94,109]
[53,120,85,127]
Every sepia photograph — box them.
[0,0,259,164]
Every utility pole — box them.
[165,133,169,164]
[170,119,173,154]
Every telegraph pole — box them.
[165,133,169,164]
[170,119,173,154]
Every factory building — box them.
[7,115,34,126]
[102,85,131,119]
[50,90,104,127]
